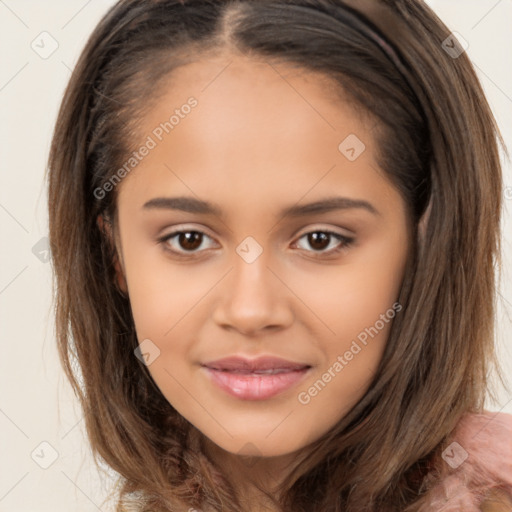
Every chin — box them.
[202,429,309,460]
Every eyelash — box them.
[157,227,354,259]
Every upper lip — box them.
[202,356,311,372]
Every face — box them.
[112,54,410,459]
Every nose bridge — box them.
[230,238,276,307]
[212,237,293,334]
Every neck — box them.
[201,437,302,512]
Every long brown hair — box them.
[47,1,507,510]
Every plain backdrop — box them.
[1,1,511,510]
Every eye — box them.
[158,229,217,256]
[293,230,354,257]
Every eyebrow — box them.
[142,196,379,217]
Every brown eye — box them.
[177,231,203,251]
[159,229,217,256]
[295,230,354,256]
[307,232,330,250]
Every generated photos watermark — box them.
[93,96,198,200]
[297,301,402,405]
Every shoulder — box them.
[422,410,512,511]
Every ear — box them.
[97,214,128,294]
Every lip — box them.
[202,356,310,372]
[201,356,311,400]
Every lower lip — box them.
[202,367,310,400]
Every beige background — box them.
[0,1,511,510]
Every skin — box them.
[108,54,411,510]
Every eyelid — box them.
[157,222,222,244]
[293,223,355,239]
[159,223,215,237]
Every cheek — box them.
[293,271,402,433]
[293,234,406,400]
[295,236,406,344]
[122,249,207,413]
[121,236,212,341]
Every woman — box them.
[47,0,512,510]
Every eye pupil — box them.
[308,232,330,250]
[179,231,202,251]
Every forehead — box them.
[135,54,376,151]
[117,54,397,215]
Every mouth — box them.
[201,356,312,400]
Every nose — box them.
[212,248,294,336]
